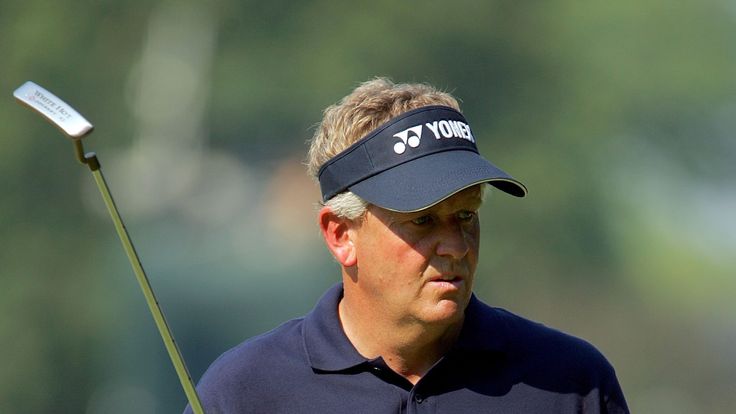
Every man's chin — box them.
[420,299,467,325]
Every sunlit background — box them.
[1,1,735,412]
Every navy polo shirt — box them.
[185,283,628,413]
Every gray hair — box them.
[324,191,368,220]
[324,185,487,220]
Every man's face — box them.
[346,186,482,327]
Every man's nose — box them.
[435,222,471,259]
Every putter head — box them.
[14,81,94,139]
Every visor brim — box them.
[348,150,527,212]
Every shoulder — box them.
[467,298,609,362]
[464,298,623,393]
[202,317,306,380]
[192,318,310,411]
[188,284,349,413]
[495,306,613,372]
[455,298,628,413]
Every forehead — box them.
[369,185,484,221]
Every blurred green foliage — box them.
[1,0,734,412]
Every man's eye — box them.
[411,215,432,225]
[457,211,477,221]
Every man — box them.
[185,78,629,413]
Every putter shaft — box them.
[87,155,205,414]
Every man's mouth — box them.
[429,275,465,289]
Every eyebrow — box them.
[410,197,483,218]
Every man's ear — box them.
[318,206,357,267]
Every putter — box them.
[13,81,205,414]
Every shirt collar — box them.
[302,283,369,371]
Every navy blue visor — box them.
[317,105,527,212]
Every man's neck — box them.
[337,296,464,385]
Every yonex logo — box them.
[425,120,475,143]
[392,119,475,155]
[392,125,423,154]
